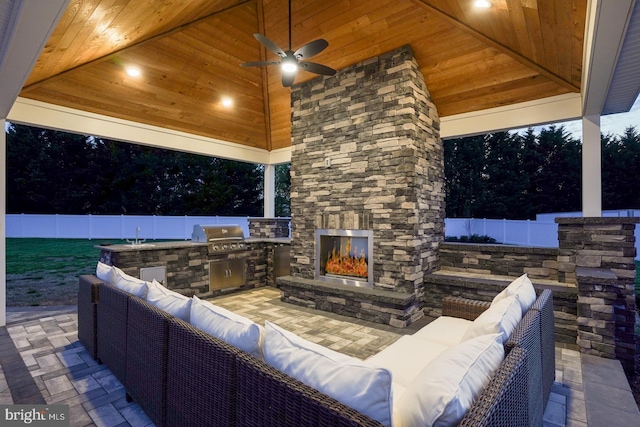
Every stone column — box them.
[556,217,638,373]
[248,218,291,239]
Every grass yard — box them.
[6,238,126,306]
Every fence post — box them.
[89,214,92,240]
[503,218,506,243]
[527,219,530,245]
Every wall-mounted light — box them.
[474,0,491,8]
[221,97,233,107]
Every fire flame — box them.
[325,238,368,278]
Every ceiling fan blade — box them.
[282,72,296,87]
[254,34,286,58]
[294,39,329,59]
[241,61,280,67]
[300,61,337,76]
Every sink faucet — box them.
[126,227,146,245]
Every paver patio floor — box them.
[0,287,638,426]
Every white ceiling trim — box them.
[9,97,272,164]
[440,93,582,139]
[582,0,636,116]
[0,0,69,118]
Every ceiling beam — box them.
[413,0,581,93]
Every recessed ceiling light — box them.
[474,0,491,8]
[126,66,141,77]
[221,97,233,107]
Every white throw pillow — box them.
[394,333,504,427]
[461,294,522,344]
[96,261,116,285]
[492,273,536,313]
[146,280,191,321]
[264,321,393,427]
[113,267,148,299]
[189,296,263,359]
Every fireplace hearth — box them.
[316,229,373,288]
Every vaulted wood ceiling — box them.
[19,0,586,151]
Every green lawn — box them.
[5,238,127,306]
[6,238,124,276]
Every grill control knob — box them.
[230,243,237,250]
[212,245,219,251]
[222,244,228,250]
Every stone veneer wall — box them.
[248,218,291,238]
[289,45,444,298]
[439,243,562,281]
[556,217,638,374]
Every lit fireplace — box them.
[315,229,373,288]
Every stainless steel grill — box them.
[191,224,246,253]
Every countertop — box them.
[97,238,291,252]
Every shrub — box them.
[445,234,498,244]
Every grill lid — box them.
[191,224,245,243]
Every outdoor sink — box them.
[125,243,155,248]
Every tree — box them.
[6,123,264,216]
[602,126,640,209]
[275,163,291,217]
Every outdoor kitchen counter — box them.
[97,238,291,252]
[96,241,207,252]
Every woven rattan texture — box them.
[166,317,239,427]
[458,346,529,427]
[235,352,384,427]
[77,275,101,359]
[532,289,556,404]
[506,309,544,426]
[442,296,491,320]
[126,297,172,427]
[97,283,129,386]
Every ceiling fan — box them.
[240,0,337,87]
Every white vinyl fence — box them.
[5,214,252,240]
[6,211,640,259]
[446,209,640,260]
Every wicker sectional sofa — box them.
[78,272,555,427]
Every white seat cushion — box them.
[366,335,451,388]
[394,333,504,427]
[461,294,522,344]
[492,273,536,313]
[114,267,148,299]
[190,296,263,359]
[411,316,472,347]
[146,280,191,321]
[264,321,393,427]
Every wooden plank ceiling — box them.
[20,0,586,152]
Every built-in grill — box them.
[191,224,247,253]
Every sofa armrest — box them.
[442,296,491,320]
[458,346,529,427]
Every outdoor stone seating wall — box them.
[556,217,639,374]
[439,243,563,282]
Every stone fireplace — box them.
[278,45,445,327]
